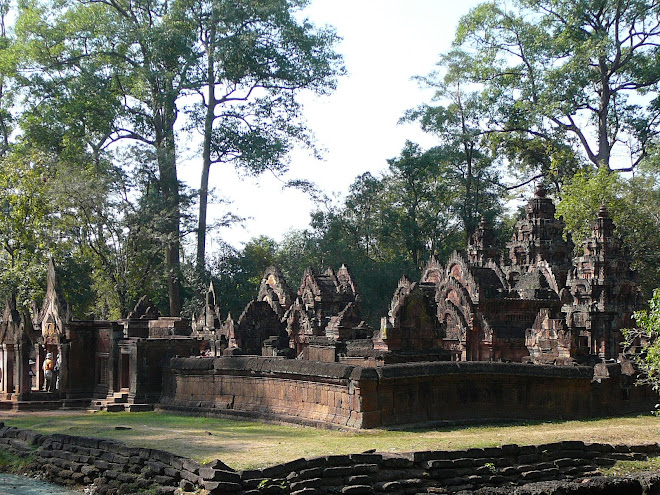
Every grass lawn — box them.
[2,411,660,471]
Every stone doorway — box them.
[120,352,130,390]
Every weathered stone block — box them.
[117,472,137,483]
[104,469,121,480]
[423,459,452,470]
[153,474,176,486]
[71,472,85,483]
[351,453,383,464]
[554,458,580,468]
[520,470,543,481]
[179,479,194,491]
[517,454,540,464]
[182,458,201,474]
[93,460,111,471]
[322,476,344,487]
[347,475,372,485]
[451,458,475,468]
[324,466,352,477]
[341,486,373,495]
[81,465,99,477]
[429,468,458,480]
[147,461,167,475]
[297,467,323,480]
[198,467,241,483]
[202,480,243,494]
[291,478,323,491]
[375,480,401,492]
[163,467,181,480]
[381,456,414,468]
[180,469,200,483]
[291,489,318,495]
[352,464,379,475]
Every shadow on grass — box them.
[385,411,656,432]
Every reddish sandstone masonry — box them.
[159,357,656,429]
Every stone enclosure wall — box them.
[3,421,660,495]
[159,357,656,429]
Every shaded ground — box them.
[2,411,659,471]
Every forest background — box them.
[1,0,660,329]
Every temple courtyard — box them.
[2,411,660,472]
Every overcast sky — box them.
[179,0,485,254]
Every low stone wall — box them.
[160,357,656,429]
[0,421,202,494]
[236,442,660,495]
[160,357,365,427]
[2,421,660,495]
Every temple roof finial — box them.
[534,183,547,198]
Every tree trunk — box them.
[196,21,217,276]
[196,79,216,273]
[155,98,182,317]
[597,57,612,171]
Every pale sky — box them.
[180,0,485,253]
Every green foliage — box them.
[0,148,66,311]
[452,0,660,173]
[624,289,660,397]
[405,53,505,238]
[210,236,280,319]
[183,0,345,266]
[557,165,660,296]
[0,450,34,473]
[208,136,506,327]
[556,168,626,247]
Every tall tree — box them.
[404,53,502,242]
[18,0,199,315]
[454,0,660,172]
[189,0,344,270]
[0,0,16,157]
[557,163,660,297]
[384,142,460,267]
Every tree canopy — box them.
[2,0,660,331]
[0,0,343,317]
[452,0,660,173]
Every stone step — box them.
[128,404,154,412]
[105,404,126,412]
[111,392,129,403]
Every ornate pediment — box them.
[37,259,71,341]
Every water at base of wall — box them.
[0,474,78,495]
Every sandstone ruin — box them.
[0,187,652,426]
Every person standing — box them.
[43,353,54,392]
[54,352,61,391]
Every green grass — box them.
[0,450,35,474]
[601,457,660,477]
[3,411,660,471]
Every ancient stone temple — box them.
[506,185,575,292]
[197,264,373,362]
[0,185,647,421]
[370,186,641,365]
[0,260,124,408]
[371,273,445,361]
[203,187,640,367]
[257,266,295,318]
[0,296,34,401]
[558,204,641,361]
[0,260,206,412]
